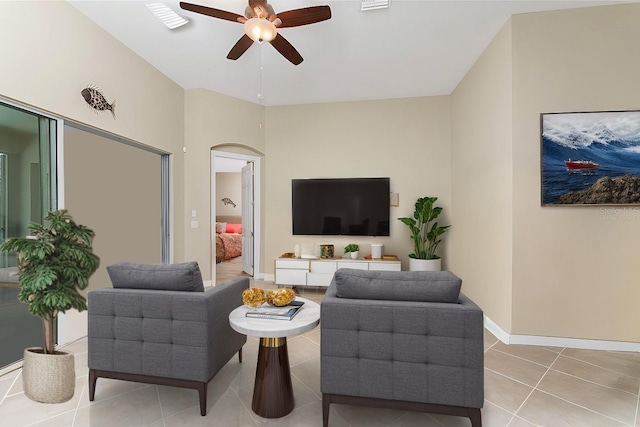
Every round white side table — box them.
[229,296,320,418]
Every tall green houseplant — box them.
[398,196,450,260]
[0,209,99,354]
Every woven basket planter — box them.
[22,348,75,403]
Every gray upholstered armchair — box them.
[87,262,248,416]
[321,269,484,427]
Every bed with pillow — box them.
[215,215,243,263]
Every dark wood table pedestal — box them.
[252,337,294,418]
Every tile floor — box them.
[1,264,640,426]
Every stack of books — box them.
[245,300,305,321]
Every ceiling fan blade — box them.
[270,33,303,65]
[227,34,254,60]
[179,2,243,23]
[277,6,331,28]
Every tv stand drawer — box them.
[276,269,308,286]
[275,257,401,287]
[307,272,333,286]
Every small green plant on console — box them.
[343,244,359,254]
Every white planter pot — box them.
[409,258,442,271]
[22,347,75,403]
[350,251,359,259]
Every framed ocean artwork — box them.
[540,110,640,205]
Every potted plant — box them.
[343,243,360,259]
[398,196,450,271]
[0,209,99,403]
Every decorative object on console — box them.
[320,244,334,259]
[343,243,359,259]
[398,196,450,271]
[0,210,100,403]
[370,243,383,259]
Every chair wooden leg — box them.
[198,382,207,416]
[322,393,331,427]
[238,347,243,363]
[88,369,97,401]
[469,408,482,427]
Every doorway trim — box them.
[211,149,262,283]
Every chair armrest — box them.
[202,278,250,376]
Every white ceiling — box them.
[70,0,634,106]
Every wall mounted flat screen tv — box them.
[292,177,390,236]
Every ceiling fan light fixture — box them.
[244,17,277,43]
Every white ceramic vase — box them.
[350,251,359,259]
[409,258,442,271]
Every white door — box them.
[241,163,254,275]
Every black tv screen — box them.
[292,177,390,236]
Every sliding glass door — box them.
[0,102,57,369]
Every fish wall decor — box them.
[81,85,115,119]
[221,198,236,207]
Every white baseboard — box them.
[262,273,274,282]
[484,316,640,352]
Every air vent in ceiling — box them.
[361,0,390,11]
[146,3,189,29]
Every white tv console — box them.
[275,257,401,287]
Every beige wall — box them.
[0,1,185,262]
[510,4,640,342]
[450,22,514,332]
[452,3,640,343]
[183,89,264,280]
[65,129,163,283]
[264,97,452,274]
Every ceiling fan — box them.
[179,1,332,65]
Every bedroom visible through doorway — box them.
[212,151,261,285]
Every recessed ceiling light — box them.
[146,3,189,29]
[361,0,390,12]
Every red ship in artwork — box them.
[565,159,600,171]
